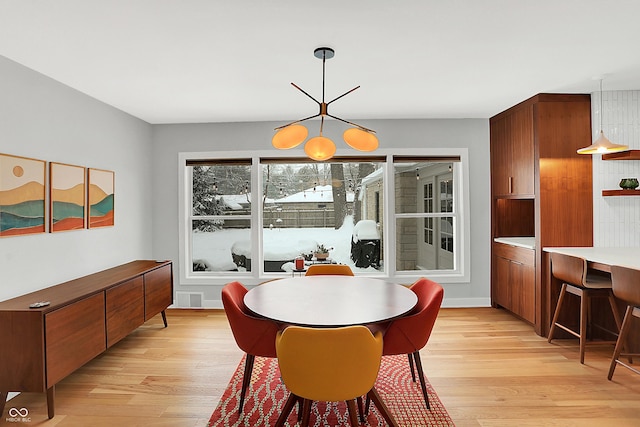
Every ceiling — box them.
[1,0,640,125]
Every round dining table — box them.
[243,276,418,327]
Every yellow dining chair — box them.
[304,264,354,276]
[274,325,398,427]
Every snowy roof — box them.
[215,194,276,210]
[275,184,354,203]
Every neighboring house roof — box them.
[275,185,354,203]
[214,194,276,210]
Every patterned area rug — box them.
[208,354,455,426]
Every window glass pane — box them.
[261,161,384,273]
[397,217,454,271]
[191,218,252,272]
[191,164,251,217]
[395,162,453,213]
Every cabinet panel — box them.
[494,255,511,309]
[106,277,144,347]
[512,261,536,324]
[45,293,106,386]
[144,264,173,321]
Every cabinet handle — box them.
[508,176,513,194]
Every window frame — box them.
[178,149,470,285]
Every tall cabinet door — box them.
[509,105,535,196]
[490,105,535,197]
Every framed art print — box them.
[88,168,114,228]
[50,162,86,232]
[0,153,46,237]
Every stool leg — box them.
[579,290,588,364]
[608,306,633,380]
[548,283,568,342]
[607,292,624,333]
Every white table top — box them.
[543,247,640,270]
[244,276,418,327]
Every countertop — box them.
[493,237,535,250]
[543,247,640,270]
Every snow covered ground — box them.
[192,215,382,273]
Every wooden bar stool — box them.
[548,253,622,364]
[608,265,640,380]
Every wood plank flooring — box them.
[3,307,639,426]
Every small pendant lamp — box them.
[577,78,628,154]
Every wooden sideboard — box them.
[0,260,173,419]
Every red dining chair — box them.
[221,281,281,413]
[371,277,444,410]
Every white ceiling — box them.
[1,0,640,124]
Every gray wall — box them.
[0,53,491,308]
[0,55,153,301]
[151,119,491,307]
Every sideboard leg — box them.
[161,310,168,328]
[1,391,8,419]
[46,386,55,419]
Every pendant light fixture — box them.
[272,47,379,161]
[577,78,628,154]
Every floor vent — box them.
[175,291,203,308]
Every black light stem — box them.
[321,51,327,104]
[599,79,603,132]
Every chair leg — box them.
[367,387,399,427]
[239,353,255,412]
[275,393,299,427]
[412,351,431,410]
[579,291,588,364]
[356,396,365,422]
[607,292,624,334]
[300,399,313,427]
[346,400,360,427]
[548,283,568,342]
[408,353,416,382]
[608,306,634,380]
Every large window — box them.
[179,151,469,282]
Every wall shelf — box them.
[602,189,640,196]
[602,150,640,160]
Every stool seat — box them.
[548,253,622,364]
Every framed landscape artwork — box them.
[88,168,114,228]
[50,162,86,232]
[0,153,46,237]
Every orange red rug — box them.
[208,354,455,426]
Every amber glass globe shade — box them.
[272,124,308,149]
[343,128,379,152]
[304,136,336,161]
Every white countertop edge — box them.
[542,247,640,270]
[493,237,535,250]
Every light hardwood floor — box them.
[4,307,640,426]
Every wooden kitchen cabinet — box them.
[490,104,535,197]
[0,260,173,419]
[490,94,594,335]
[493,242,535,324]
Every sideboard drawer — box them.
[106,276,144,347]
